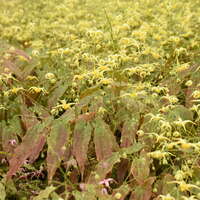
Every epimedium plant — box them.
[0,0,200,199]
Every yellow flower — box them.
[175,170,185,181]
[114,192,122,199]
[159,194,175,200]
[62,104,69,110]
[175,63,190,72]
[180,143,192,150]
[99,78,113,85]
[73,75,84,81]
[98,65,109,71]
[148,151,169,159]
[3,91,10,97]
[45,73,55,80]
[10,87,24,94]
[179,182,190,192]
[167,143,175,149]
[29,87,46,94]
[26,75,38,81]
[185,80,193,87]
[17,55,28,62]
[98,107,107,114]
[192,90,200,99]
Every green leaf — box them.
[48,82,69,108]
[32,186,56,200]
[0,182,6,200]
[120,142,144,155]
[80,86,100,99]
[166,105,193,121]
[112,184,130,200]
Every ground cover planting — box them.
[0,0,200,199]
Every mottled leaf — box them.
[20,105,39,132]
[93,118,118,161]
[47,123,69,182]
[47,109,74,181]
[121,120,137,147]
[70,112,96,124]
[131,154,151,184]
[184,71,200,108]
[154,174,175,195]
[1,118,21,159]
[7,117,52,179]
[72,119,92,178]
[2,59,23,80]
[89,143,143,183]
[166,105,193,122]
[88,152,121,183]
[160,77,181,96]
[8,49,31,61]
[130,177,156,200]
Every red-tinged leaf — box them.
[130,177,156,200]
[2,59,23,80]
[7,118,52,179]
[48,82,69,108]
[21,61,37,80]
[72,120,92,178]
[61,108,75,123]
[70,112,96,124]
[47,122,70,182]
[2,48,31,81]
[1,118,21,159]
[75,93,97,115]
[160,77,181,96]
[20,105,39,132]
[93,118,118,161]
[131,153,151,185]
[21,92,35,107]
[184,71,200,108]
[121,120,137,148]
[88,152,121,183]
[7,133,47,179]
[88,143,143,183]
[8,49,31,61]
[177,64,199,79]
[112,184,131,200]
[29,134,47,163]
[154,174,174,195]
[63,156,77,171]
[47,109,74,181]
[69,168,80,184]
[116,159,130,184]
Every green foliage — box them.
[0,0,200,199]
